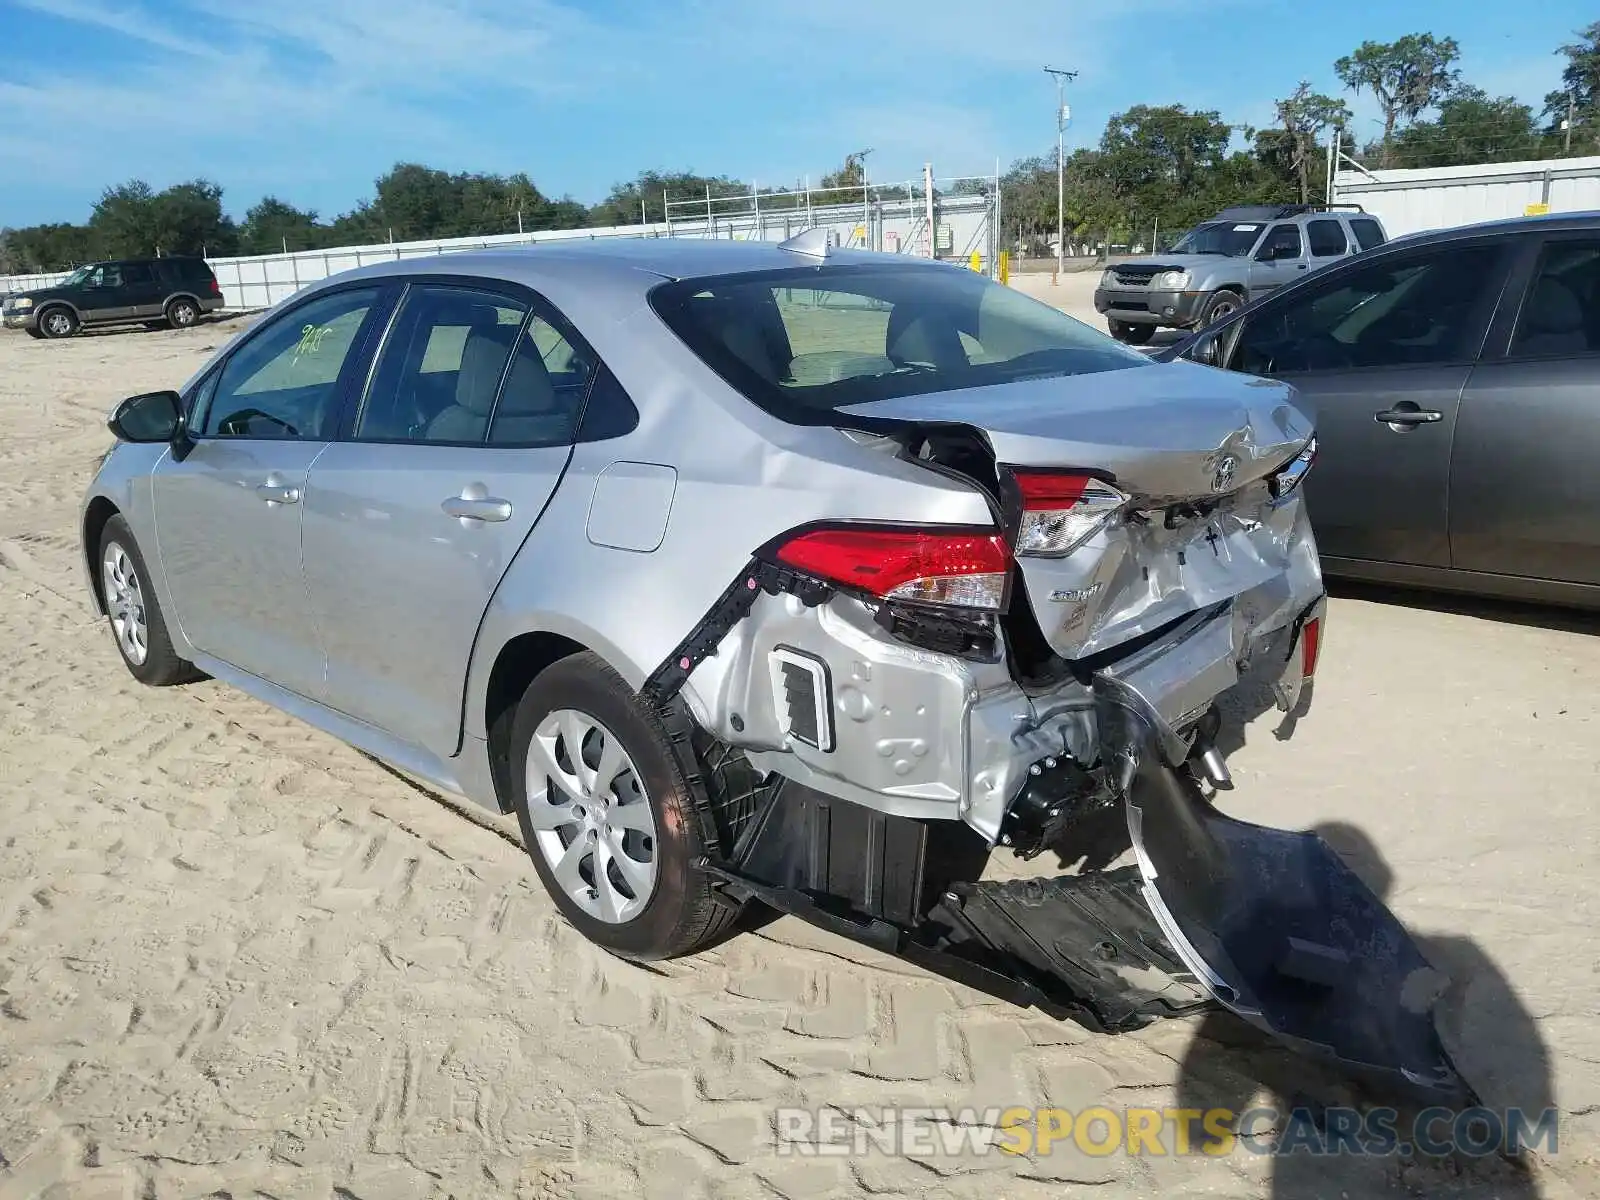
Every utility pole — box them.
[853,148,875,249]
[1043,66,1077,281]
[1565,90,1576,155]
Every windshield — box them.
[59,265,94,286]
[650,263,1148,420]
[1171,222,1263,257]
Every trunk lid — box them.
[839,361,1318,661]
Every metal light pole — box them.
[853,148,875,249]
[1044,67,1077,279]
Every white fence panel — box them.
[1334,155,1600,237]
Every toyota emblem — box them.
[1210,454,1239,493]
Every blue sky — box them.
[0,0,1588,227]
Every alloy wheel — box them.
[102,542,148,666]
[44,311,73,337]
[524,708,658,924]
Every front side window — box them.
[650,264,1147,420]
[88,265,123,289]
[1307,220,1348,258]
[1257,224,1303,261]
[199,287,379,439]
[1232,245,1500,374]
[1508,239,1600,359]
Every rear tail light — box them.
[772,525,1010,611]
[1300,615,1322,679]
[1270,436,1316,500]
[208,278,222,296]
[1007,469,1128,557]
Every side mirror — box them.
[107,390,183,443]
[1193,335,1221,367]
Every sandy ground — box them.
[1,313,1598,1199]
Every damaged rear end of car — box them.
[633,257,1465,1101]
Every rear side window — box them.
[1509,240,1600,359]
[120,262,155,285]
[649,264,1147,421]
[1307,220,1348,258]
[1349,218,1386,252]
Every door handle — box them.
[1373,408,1443,428]
[255,480,301,505]
[442,483,512,524]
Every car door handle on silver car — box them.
[441,482,512,524]
[255,476,301,505]
[1373,407,1444,429]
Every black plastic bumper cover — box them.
[1096,678,1468,1101]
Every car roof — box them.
[1383,209,1600,246]
[347,237,956,286]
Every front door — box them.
[78,263,128,322]
[1452,232,1600,585]
[151,283,388,699]
[302,280,605,757]
[1247,221,1310,296]
[1227,239,1512,568]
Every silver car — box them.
[80,233,1462,1097]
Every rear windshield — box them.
[648,264,1147,420]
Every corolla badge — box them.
[1210,453,1239,493]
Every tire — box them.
[1114,321,1155,345]
[1200,290,1244,327]
[38,306,78,339]
[165,298,200,329]
[97,515,197,687]
[24,327,45,340]
[509,651,739,960]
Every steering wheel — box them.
[218,408,299,438]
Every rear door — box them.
[118,261,165,319]
[1451,231,1600,585]
[1247,222,1309,295]
[1227,237,1514,568]
[301,278,620,758]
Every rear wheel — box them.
[1109,319,1155,345]
[165,298,200,329]
[38,306,78,339]
[97,515,196,686]
[509,652,739,960]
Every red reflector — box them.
[1012,470,1093,510]
[1301,617,1321,678]
[775,527,1010,598]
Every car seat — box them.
[1516,276,1590,357]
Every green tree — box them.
[1265,82,1352,202]
[1,223,98,272]
[1335,34,1462,166]
[588,170,751,225]
[1390,87,1545,168]
[89,180,158,258]
[1543,21,1600,154]
[150,179,237,256]
[239,197,325,255]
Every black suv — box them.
[2,257,225,339]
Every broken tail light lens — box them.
[773,526,1011,611]
[1270,436,1317,500]
[1008,469,1128,557]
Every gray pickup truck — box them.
[1093,204,1388,344]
